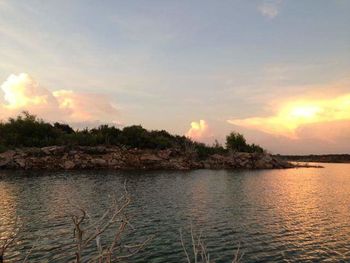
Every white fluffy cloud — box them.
[186,120,213,142]
[0,73,119,126]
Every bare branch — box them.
[180,228,191,263]
[23,238,40,263]
[180,226,243,263]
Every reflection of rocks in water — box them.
[0,146,294,170]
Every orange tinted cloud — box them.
[0,73,118,125]
[228,93,350,139]
[186,120,212,141]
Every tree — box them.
[225,132,247,152]
[248,143,264,153]
[225,132,265,153]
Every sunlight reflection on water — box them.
[1,164,350,262]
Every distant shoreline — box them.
[278,154,350,164]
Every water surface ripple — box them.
[1,164,350,262]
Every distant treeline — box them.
[280,154,350,163]
[0,112,264,157]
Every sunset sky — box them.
[0,0,349,154]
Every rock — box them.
[69,150,79,156]
[254,156,271,169]
[140,153,163,163]
[0,147,296,170]
[0,150,16,168]
[15,158,26,168]
[41,146,65,155]
[234,152,251,159]
[91,158,107,166]
[62,160,75,170]
[210,154,226,162]
[123,154,140,168]
[78,146,110,154]
[158,149,172,159]
[203,163,211,169]
[108,158,123,167]
[191,161,203,169]
[25,147,42,156]
[168,159,188,170]
[237,159,249,167]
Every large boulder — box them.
[254,155,273,169]
[168,159,189,170]
[14,158,26,169]
[41,146,66,155]
[0,150,16,168]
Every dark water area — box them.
[1,164,350,262]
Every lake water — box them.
[1,164,350,262]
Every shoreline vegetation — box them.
[0,112,311,170]
[0,112,322,170]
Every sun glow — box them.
[290,105,321,118]
[228,94,350,138]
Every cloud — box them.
[0,73,119,126]
[1,73,55,109]
[186,120,213,142]
[258,0,282,19]
[228,93,350,138]
[228,91,350,154]
[53,90,119,123]
[230,121,350,155]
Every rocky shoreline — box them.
[0,145,299,170]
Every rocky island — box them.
[0,112,303,171]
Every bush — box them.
[0,144,8,153]
[226,132,247,152]
[226,132,264,153]
[0,112,59,147]
[0,112,264,155]
[194,141,226,159]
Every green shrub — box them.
[0,112,265,155]
[0,144,8,153]
[226,132,264,153]
[226,132,247,152]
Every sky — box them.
[0,0,349,154]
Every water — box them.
[1,164,350,262]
